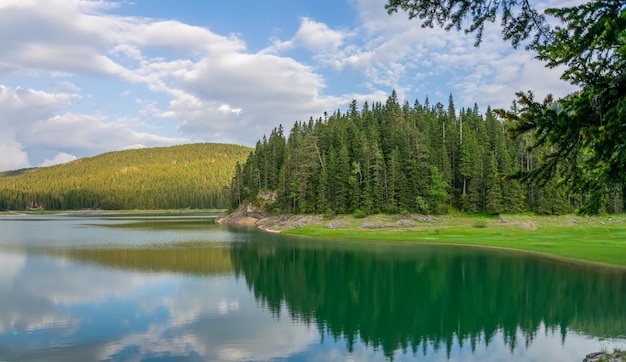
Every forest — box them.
[230,92,624,215]
[0,143,250,210]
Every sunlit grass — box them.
[284,214,626,267]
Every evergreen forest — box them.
[230,92,624,215]
[0,143,251,210]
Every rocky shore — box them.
[215,203,271,227]
[215,203,322,233]
[215,203,439,233]
[583,350,625,362]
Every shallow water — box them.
[0,214,624,361]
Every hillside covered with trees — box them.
[0,143,251,210]
[230,92,624,215]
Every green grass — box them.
[283,214,626,267]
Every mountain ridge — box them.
[0,143,251,210]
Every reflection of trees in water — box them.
[49,246,233,275]
[231,242,626,359]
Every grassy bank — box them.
[283,214,626,268]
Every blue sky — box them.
[0,0,579,171]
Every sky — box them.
[0,0,580,171]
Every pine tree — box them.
[428,165,448,214]
[484,151,502,214]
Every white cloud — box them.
[340,0,578,108]
[0,85,80,171]
[265,17,350,55]
[0,135,30,171]
[132,20,246,55]
[0,0,372,153]
[0,86,78,120]
[293,17,348,53]
[25,113,186,152]
[123,144,147,150]
[169,52,337,143]
[39,152,78,167]
[218,103,242,115]
[0,0,583,172]
[0,1,128,76]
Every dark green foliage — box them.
[505,2,626,213]
[0,143,251,210]
[385,0,626,213]
[231,93,620,215]
[385,0,550,48]
[353,209,368,218]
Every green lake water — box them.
[0,214,624,361]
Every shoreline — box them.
[286,231,626,271]
[9,206,623,269]
[217,208,626,269]
[0,209,224,216]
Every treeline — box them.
[230,92,624,215]
[0,143,251,210]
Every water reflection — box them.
[0,250,317,361]
[231,239,626,359]
[0,216,624,361]
[56,245,234,275]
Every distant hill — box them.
[0,143,251,210]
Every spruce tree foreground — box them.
[385,0,626,213]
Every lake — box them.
[0,214,624,361]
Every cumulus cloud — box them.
[0,136,30,171]
[0,0,581,171]
[39,152,78,167]
[0,85,79,122]
[265,17,351,55]
[0,0,368,161]
[0,85,79,171]
[169,52,333,142]
[296,17,348,52]
[25,113,186,152]
[0,84,186,171]
[131,20,246,55]
[0,1,128,76]
[340,0,577,108]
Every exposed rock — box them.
[215,202,271,225]
[585,352,605,362]
[257,190,277,203]
[359,219,416,229]
[409,214,437,222]
[394,219,417,227]
[326,220,351,229]
[359,221,387,229]
[584,350,626,362]
[257,214,323,232]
